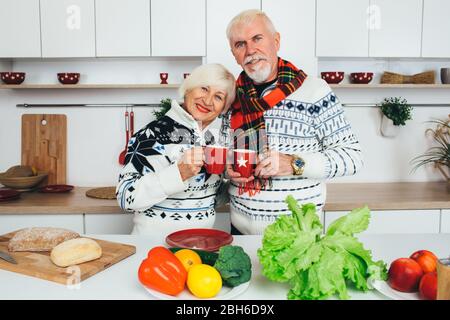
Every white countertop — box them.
[1,234,450,300]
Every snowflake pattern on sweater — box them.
[116,100,224,235]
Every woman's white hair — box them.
[226,9,277,41]
[179,63,236,112]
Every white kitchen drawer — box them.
[440,210,450,233]
[369,0,423,57]
[40,0,96,57]
[84,214,134,235]
[95,0,151,57]
[316,0,369,57]
[0,214,84,235]
[0,0,41,58]
[324,209,440,234]
[151,0,205,56]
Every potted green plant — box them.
[153,98,172,120]
[379,97,413,137]
[411,115,450,191]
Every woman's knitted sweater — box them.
[220,76,363,234]
[116,100,225,235]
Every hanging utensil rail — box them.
[16,103,160,108]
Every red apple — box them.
[410,250,438,273]
[388,258,424,292]
[419,272,437,300]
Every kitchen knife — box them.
[0,251,17,264]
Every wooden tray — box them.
[0,231,135,285]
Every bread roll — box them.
[50,238,102,267]
[8,227,80,252]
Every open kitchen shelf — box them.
[330,84,450,89]
[0,84,180,89]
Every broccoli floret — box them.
[213,245,252,287]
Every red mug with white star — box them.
[233,149,257,178]
[204,145,228,174]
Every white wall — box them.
[1,58,449,186]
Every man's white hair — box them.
[226,9,277,41]
[178,63,236,112]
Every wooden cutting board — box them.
[0,231,136,285]
[21,114,67,185]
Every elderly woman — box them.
[116,64,235,235]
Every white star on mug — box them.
[237,157,248,167]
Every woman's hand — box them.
[178,147,205,181]
[254,150,294,178]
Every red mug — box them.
[183,73,190,79]
[233,149,257,178]
[204,146,227,174]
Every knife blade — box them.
[0,250,17,264]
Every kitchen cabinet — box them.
[316,0,369,57]
[95,0,151,57]
[262,0,317,76]
[206,0,261,76]
[0,214,84,235]
[369,0,423,57]
[40,0,96,57]
[151,0,205,56]
[324,210,441,234]
[422,0,450,58]
[0,0,41,58]
[84,214,134,234]
[441,210,450,233]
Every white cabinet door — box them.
[206,0,261,77]
[95,0,150,57]
[324,210,440,234]
[0,0,41,57]
[369,0,423,57]
[151,0,205,56]
[262,0,317,76]
[40,0,95,57]
[316,0,369,57]
[441,210,450,233]
[84,214,134,234]
[0,215,84,235]
[422,0,450,57]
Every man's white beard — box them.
[246,63,272,84]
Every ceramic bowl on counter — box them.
[57,73,80,84]
[321,71,344,84]
[0,171,48,189]
[0,72,26,84]
[350,72,373,84]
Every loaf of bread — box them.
[8,227,80,252]
[50,238,102,267]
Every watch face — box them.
[294,159,305,168]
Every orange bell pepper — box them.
[138,246,187,296]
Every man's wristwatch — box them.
[291,155,305,176]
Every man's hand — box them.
[254,150,294,178]
[226,164,255,184]
[177,147,205,181]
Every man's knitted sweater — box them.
[220,76,363,234]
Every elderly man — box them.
[220,9,363,235]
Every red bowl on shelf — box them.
[321,71,344,84]
[57,73,80,84]
[350,72,373,84]
[0,72,26,84]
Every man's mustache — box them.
[244,55,267,65]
